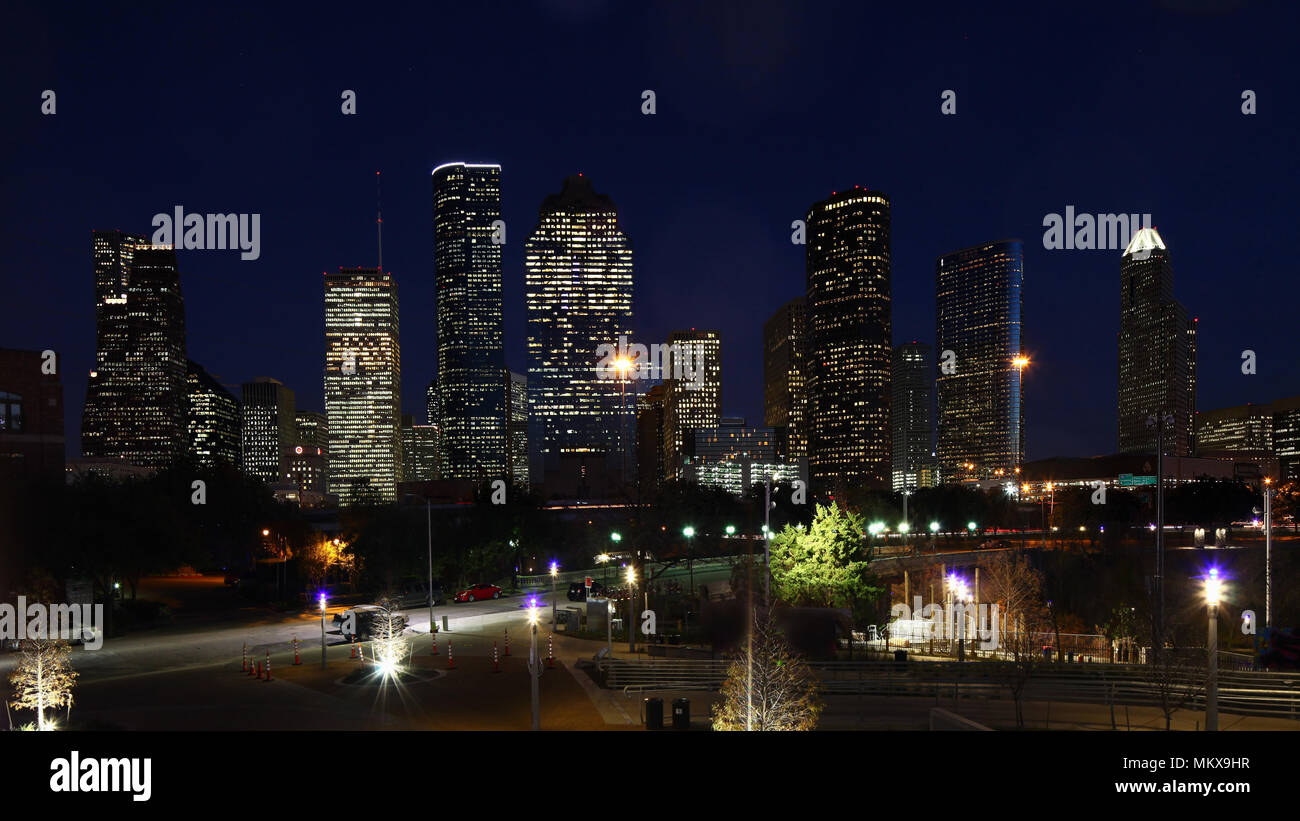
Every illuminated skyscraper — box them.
[935,240,1024,482]
[805,188,892,492]
[400,414,440,482]
[289,411,329,495]
[432,162,505,482]
[763,297,808,459]
[504,369,529,488]
[82,237,188,467]
[186,361,240,468]
[525,175,633,489]
[1117,228,1195,456]
[324,267,402,504]
[662,329,722,481]
[891,342,934,491]
[241,378,296,483]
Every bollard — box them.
[493,641,500,673]
[503,628,510,657]
[265,651,272,682]
[293,637,301,666]
[242,642,247,673]
[547,634,555,668]
[431,631,439,656]
[447,640,455,669]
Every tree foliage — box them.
[8,638,77,730]
[769,502,880,611]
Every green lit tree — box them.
[768,502,880,612]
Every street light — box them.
[319,592,328,668]
[527,602,541,730]
[1264,477,1273,628]
[549,561,559,627]
[1205,568,1223,732]
[947,573,971,662]
[682,525,696,596]
[929,521,940,533]
[967,521,977,533]
[725,525,735,536]
[1012,356,1029,484]
[626,565,637,654]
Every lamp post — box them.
[626,565,637,654]
[614,357,632,486]
[929,520,939,555]
[528,603,541,730]
[1012,356,1029,487]
[763,472,781,603]
[1264,478,1273,628]
[549,561,559,626]
[426,497,435,645]
[682,526,696,597]
[319,593,328,668]
[1205,568,1222,732]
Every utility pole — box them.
[427,496,435,646]
[1265,478,1273,628]
[1147,412,1173,655]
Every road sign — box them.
[1118,473,1157,487]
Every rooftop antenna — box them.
[376,170,383,271]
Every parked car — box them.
[454,583,503,603]
[392,577,446,609]
[567,581,606,602]
[979,539,1013,550]
[333,605,405,642]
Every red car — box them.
[454,583,503,603]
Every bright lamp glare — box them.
[1206,568,1223,606]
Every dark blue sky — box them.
[3,0,1296,461]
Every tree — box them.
[368,596,408,677]
[8,638,77,730]
[980,550,1048,728]
[768,503,881,617]
[711,611,822,731]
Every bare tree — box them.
[8,638,77,730]
[712,611,822,731]
[981,551,1048,728]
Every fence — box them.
[598,657,1300,720]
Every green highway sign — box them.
[1118,473,1157,486]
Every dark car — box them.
[568,581,606,602]
[979,539,1013,550]
[454,583,503,603]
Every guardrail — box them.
[597,658,1300,719]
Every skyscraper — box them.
[891,342,934,491]
[186,361,240,468]
[935,240,1025,482]
[84,234,188,466]
[432,162,505,482]
[1117,228,1195,456]
[525,174,633,490]
[636,383,667,495]
[0,348,65,481]
[662,329,722,482]
[241,378,296,483]
[400,414,440,482]
[763,297,808,459]
[504,369,529,488]
[324,267,402,504]
[805,188,892,492]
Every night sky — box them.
[3,0,1296,462]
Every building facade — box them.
[935,240,1024,482]
[432,162,506,482]
[525,175,633,492]
[0,348,64,481]
[324,267,402,504]
[636,383,667,495]
[186,360,240,468]
[400,414,441,482]
[763,297,808,459]
[805,188,892,492]
[83,235,188,466]
[505,369,529,488]
[241,378,296,483]
[1117,228,1196,456]
[662,330,722,482]
[891,342,934,491]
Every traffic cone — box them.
[350,638,357,659]
[293,637,301,666]
[503,628,510,657]
[358,643,366,666]
[431,631,439,656]
[547,634,555,669]
[265,651,272,682]
[493,641,500,673]
[447,640,455,669]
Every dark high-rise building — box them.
[324,267,402,504]
[525,175,633,491]
[805,188,892,492]
[295,411,328,451]
[1273,397,1300,482]
[763,297,808,459]
[891,342,934,491]
[662,330,722,482]
[241,378,296,483]
[505,369,529,488]
[0,348,64,481]
[636,384,666,495]
[185,360,240,468]
[432,162,505,482]
[83,236,188,466]
[1117,228,1196,456]
[935,240,1025,482]
[400,414,440,482]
